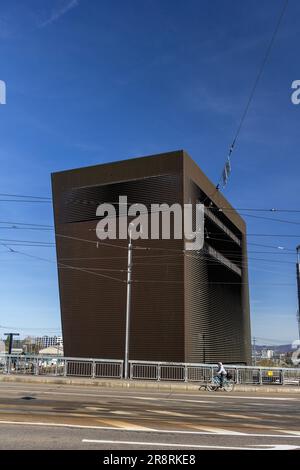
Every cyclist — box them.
[216,362,227,389]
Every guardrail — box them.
[0,355,299,385]
[129,360,300,386]
[0,355,123,379]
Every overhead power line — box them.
[0,238,54,244]
[0,241,125,283]
[202,0,289,201]
[0,325,61,331]
[247,234,300,237]
[224,0,289,169]
[0,199,51,203]
[0,193,51,200]
[0,221,52,227]
[239,213,300,225]
[215,207,300,213]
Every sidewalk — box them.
[0,374,299,393]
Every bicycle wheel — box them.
[223,381,234,392]
[206,383,215,392]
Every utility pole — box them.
[296,246,300,340]
[202,333,206,363]
[124,227,133,380]
[252,337,256,366]
[4,333,20,354]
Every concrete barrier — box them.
[1,374,300,393]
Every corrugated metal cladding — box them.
[52,150,251,365]
[53,166,185,362]
[57,174,182,224]
[183,159,251,364]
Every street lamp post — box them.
[4,332,19,355]
[124,226,133,380]
[296,245,300,340]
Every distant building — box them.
[11,348,23,355]
[35,336,63,349]
[261,349,274,359]
[38,345,63,356]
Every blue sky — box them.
[0,0,299,344]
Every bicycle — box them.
[202,375,235,392]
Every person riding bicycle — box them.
[216,362,227,389]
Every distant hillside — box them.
[255,344,293,353]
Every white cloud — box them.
[39,0,79,28]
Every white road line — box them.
[0,387,296,403]
[186,426,245,435]
[219,412,262,421]
[145,410,196,418]
[0,388,214,404]
[143,393,296,401]
[84,407,107,411]
[135,397,213,404]
[81,439,300,450]
[0,419,299,439]
[97,419,154,431]
[281,430,300,436]
[0,385,298,402]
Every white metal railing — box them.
[1,355,299,386]
[129,360,300,386]
[0,355,123,379]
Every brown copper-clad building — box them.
[52,150,251,364]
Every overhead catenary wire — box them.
[0,193,51,200]
[0,192,299,215]
[221,0,290,173]
[0,236,297,265]
[214,207,300,213]
[238,213,300,226]
[0,199,51,203]
[0,232,296,257]
[202,0,289,202]
[132,280,294,286]
[0,235,296,286]
[0,221,52,227]
[0,324,61,331]
[0,242,125,283]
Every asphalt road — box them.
[0,382,299,450]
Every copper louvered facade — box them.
[51,150,251,364]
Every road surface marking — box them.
[85,407,107,411]
[110,411,136,416]
[184,425,245,435]
[81,439,299,450]
[0,389,214,404]
[146,410,195,418]
[97,419,154,431]
[281,430,300,435]
[177,394,297,401]
[0,387,296,401]
[220,412,262,421]
[135,397,213,404]
[0,381,298,401]
[0,419,300,439]
[236,422,282,430]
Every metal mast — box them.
[296,246,300,340]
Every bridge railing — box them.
[0,355,299,385]
[0,355,123,379]
[129,360,300,386]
